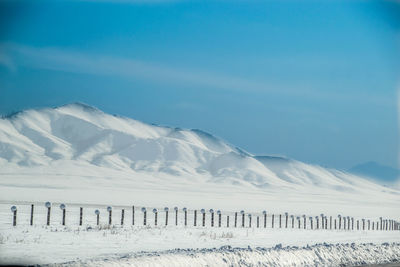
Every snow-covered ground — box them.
[0,103,400,265]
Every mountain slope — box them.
[0,103,399,217]
[0,103,395,192]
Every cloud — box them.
[0,43,281,94]
[0,42,393,107]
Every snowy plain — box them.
[0,103,399,266]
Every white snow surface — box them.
[1,103,400,266]
[0,103,399,217]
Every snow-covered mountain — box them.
[0,103,378,190]
[349,161,400,186]
[0,103,399,216]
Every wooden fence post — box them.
[338,215,341,230]
[257,216,259,228]
[248,214,252,228]
[141,207,147,225]
[279,214,282,228]
[343,217,346,230]
[291,215,294,228]
[121,209,125,226]
[272,214,274,228]
[330,216,332,230]
[380,217,382,230]
[316,216,319,229]
[11,206,17,226]
[241,210,245,228]
[309,217,313,230]
[303,215,306,229]
[153,208,158,226]
[227,215,229,227]
[194,210,197,226]
[217,210,221,227]
[30,204,34,226]
[45,202,51,226]
[95,210,100,225]
[320,214,324,229]
[210,209,214,227]
[297,216,300,229]
[164,207,169,226]
[357,220,359,230]
[335,219,337,230]
[263,211,267,228]
[174,207,178,226]
[235,212,238,227]
[132,206,135,226]
[59,204,66,226]
[79,207,83,226]
[201,209,206,227]
[183,208,187,226]
[107,206,112,225]
[285,213,288,228]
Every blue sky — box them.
[0,0,399,170]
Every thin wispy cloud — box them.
[0,43,393,106]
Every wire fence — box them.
[2,202,399,231]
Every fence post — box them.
[107,206,112,225]
[183,208,187,226]
[352,217,354,230]
[335,219,337,230]
[279,214,282,228]
[297,216,300,229]
[368,220,370,230]
[59,204,66,226]
[362,219,365,230]
[217,210,221,227]
[11,206,17,226]
[257,216,259,228]
[201,209,206,227]
[357,220,359,230]
[330,216,332,230]
[320,214,324,229]
[79,207,83,226]
[210,209,214,227]
[174,207,178,226]
[310,217,313,230]
[121,209,125,226]
[95,210,100,225]
[343,217,346,230]
[141,207,147,225]
[164,207,169,226]
[241,210,245,227]
[153,208,158,226]
[338,215,341,230]
[194,210,197,226]
[372,221,374,230]
[291,215,294,228]
[235,212,238,227]
[132,206,135,225]
[303,215,306,229]
[380,217,382,230]
[263,211,267,228]
[30,204,34,226]
[45,202,51,226]
[347,216,350,230]
[316,216,319,229]
[285,213,288,228]
[248,214,252,228]
[227,215,229,227]
[272,214,274,228]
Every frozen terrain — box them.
[0,103,399,266]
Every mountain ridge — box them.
[0,103,396,193]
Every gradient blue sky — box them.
[0,0,399,170]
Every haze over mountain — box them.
[348,161,400,185]
[0,103,398,216]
